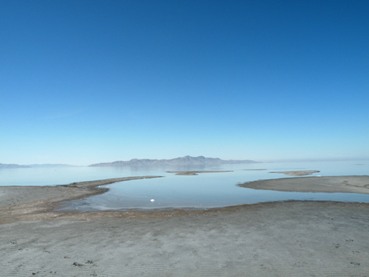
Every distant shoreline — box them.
[166,170,232,176]
[269,170,320,176]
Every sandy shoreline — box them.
[0,176,162,224]
[2,176,369,276]
[239,175,369,194]
[1,201,369,276]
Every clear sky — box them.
[1,0,368,165]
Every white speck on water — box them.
[150,199,155,202]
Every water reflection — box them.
[57,160,369,211]
[1,160,369,210]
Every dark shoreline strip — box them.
[166,170,232,176]
[56,176,164,204]
[65,176,163,189]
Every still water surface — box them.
[1,160,368,210]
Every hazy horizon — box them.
[2,155,369,167]
[1,1,368,165]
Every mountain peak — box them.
[89,156,256,167]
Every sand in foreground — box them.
[1,176,369,276]
[1,201,369,277]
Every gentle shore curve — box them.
[0,176,162,224]
[1,201,369,276]
[2,176,369,276]
[239,175,369,194]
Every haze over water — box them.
[2,160,368,210]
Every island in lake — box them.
[239,175,369,194]
[270,170,320,176]
[90,155,257,167]
[167,170,233,176]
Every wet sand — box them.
[0,176,162,223]
[1,176,369,276]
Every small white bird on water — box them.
[150,198,155,203]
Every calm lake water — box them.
[1,160,369,210]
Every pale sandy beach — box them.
[239,176,369,194]
[1,176,369,276]
[0,176,162,224]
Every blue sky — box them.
[1,0,368,164]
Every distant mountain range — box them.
[0,156,257,169]
[0,163,30,169]
[0,163,73,169]
[89,156,257,167]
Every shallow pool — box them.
[54,160,369,211]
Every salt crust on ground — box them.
[1,176,369,276]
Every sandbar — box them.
[239,175,369,194]
[167,170,232,175]
[269,170,320,176]
[2,176,369,276]
[0,176,162,223]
